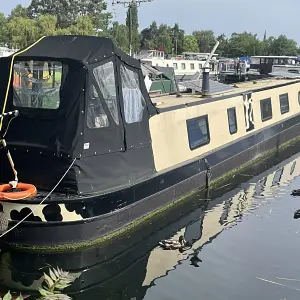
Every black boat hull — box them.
[1,114,300,251]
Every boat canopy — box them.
[0,36,157,194]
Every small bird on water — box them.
[159,235,192,250]
[291,189,300,196]
[294,210,300,219]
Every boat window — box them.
[186,115,210,150]
[279,93,290,114]
[199,64,202,69]
[190,63,195,70]
[298,92,300,105]
[173,63,178,70]
[227,107,238,134]
[260,98,273,121]
[13,61,62,109]
[120,65,146,124]
[87,85,109,129]
[181,63,186,70]
[93,61,119,125]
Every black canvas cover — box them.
[0,36,157,195]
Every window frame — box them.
[181,63,186,70]
[186,115,210,150]
[279,93,290,114]
[260,98,273,122]
[227,107,238,135]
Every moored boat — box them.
[0,35,300,251]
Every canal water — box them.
[1,153,300,300]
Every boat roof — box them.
[251,55,297,59]
[151,78,300,111]
[8,35,140,67]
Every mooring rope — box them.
[0,158,76,238]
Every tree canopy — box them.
[0,2,300,58]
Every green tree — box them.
[8,4,28,20]
[126,3,139,54]
[192,30,216,52]
[172,23,184,55]
[227,32,262,57]
[140,21,158,50]
[6,17,38,48]
[156,24,173,54]
[109,21,129,52]
[36,14,57,36]
[216,34,229,56]
[183,35,199,53]
[70,16,95,36]
[28,0,109,29]
[0,13,8,46]
[268,35,298,55]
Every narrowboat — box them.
[0,35,300,251]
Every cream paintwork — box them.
[150,80,300,172]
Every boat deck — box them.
[151,78,299,111]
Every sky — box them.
[2,0,300,43]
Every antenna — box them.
[112,0,154,56]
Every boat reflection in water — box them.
[0,154,300,300]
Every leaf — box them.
[15,295,23,300]
[43,273,54,289]
[54,268,60,278]
[3,292,12,300]
[54,283,71,290]
[49,269,57,281]
[39,288,54,297]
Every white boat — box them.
[137,49,219,79]
[0,47,18,58]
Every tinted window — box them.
[13,61,62,109]
[87,85,109,129]
[279,93,289,114]
[298,92,300,105]
[187,116,210,150]
[93,61,119,125]
[120,65,146,124]
[227,107,237,134]
[260,98,272,121]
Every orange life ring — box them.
[0,183,37,201]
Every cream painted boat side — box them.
[149,81,300,172]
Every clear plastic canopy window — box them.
[13,61,62,109]
[120,65,146,124]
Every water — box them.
[2,154,300,300]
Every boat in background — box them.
[0,47,18,58]
[137,49,219,80]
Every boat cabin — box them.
[250,55,299,75]
[0,36,157,195]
